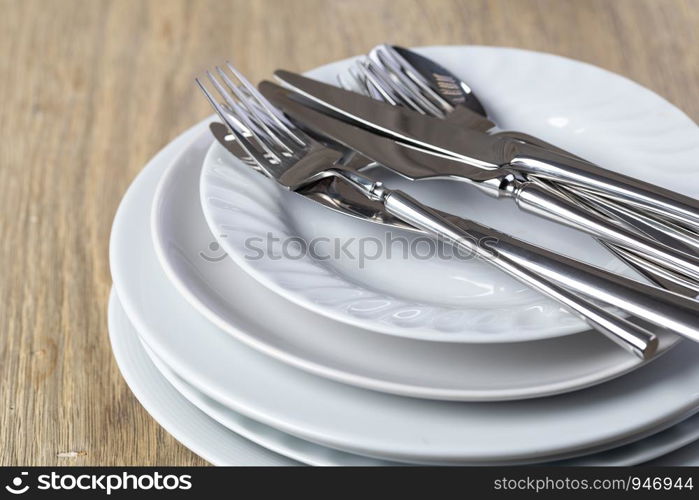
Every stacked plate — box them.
[108,46,699,465]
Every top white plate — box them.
[200,46,699,342]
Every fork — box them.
[195,63,699,354]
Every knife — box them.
[260,81,699,285]
[274,70,699,232]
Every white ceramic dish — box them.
[151,127,676,402]
[109,118,699,464]
[142,322,699,466]
[646,439,699,466]
[110,288,699,466]
[108,290,296,466]
[141,335,395,466]
[200,46,699,342]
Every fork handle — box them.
[380,190,656,357]
[508,141,699,232]
[380,189,699,346]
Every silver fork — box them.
[195,63,699,355]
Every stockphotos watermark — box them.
[4,471,192,495]
[199,232,500,268]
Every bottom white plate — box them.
[110,289,699,466]
[645,441,699,466]
[108,290,296,465]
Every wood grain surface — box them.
[1,0,698,466]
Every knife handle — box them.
[510,178,699,284]
[538,180,699,296]
[562,186,699,256]
[381,189,699,347]
[507,141,699,232]
[495,131,699,256]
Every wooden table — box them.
[1,0,698,466]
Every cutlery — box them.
[203,122,656,360]
[351,45,599,160]
[344,45,699,294]
[260,79,699,287]
[197,64,699,355]
[355,45,699,255]
[548,183,699,297]
[274,67,699,234]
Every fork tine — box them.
[359,59,423,112]
[216,66,294,154]
[204,70,282,163]
[348,62,389,102]
[206,70,246,120]
[206,70,261,135]
[196,76,257,140]
[338,70,365,95]
[195,77,246,135]
[225,63,294,127]
[372,45,452,116]
[353,60,392,102]
[219,111,283,178]
[367,56,445,117]
[225,62,306,147]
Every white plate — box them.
[110,288,699,466]
[200,46,699,342]
[152,127,676,401]
[141,321,699,466]
[110,119,699,464]
[646,438,699,465]
[141,334,395,466]
[108,290,296,466]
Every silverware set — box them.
[340,45,699,296]
[196,45,699,359]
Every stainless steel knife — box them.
[260,81,699,285]
[274,70,699,232]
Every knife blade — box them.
[274,70,506,169]
[274,69,699,232]
[259,81,506,189]
[260,81,699,286]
